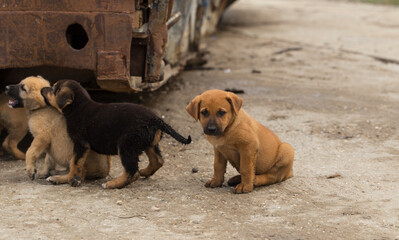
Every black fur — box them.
[41,88,51,106]
[5,85,24,108]
[44,80,191,179]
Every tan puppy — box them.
[0,93,28,159]
[186,89,294,194]
[5,76,111,183]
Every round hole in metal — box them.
[66,23,88,50]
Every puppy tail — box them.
[157,119,192,145]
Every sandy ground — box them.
[1,0,399,239]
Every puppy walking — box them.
[42,80,191,189]
[186,89,294,194]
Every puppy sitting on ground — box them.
[41,79,191,189]
[6,76,111,182]
[0,93,28,159]
[186,89,294,194]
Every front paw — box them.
[68,175,82,187]
[205,178,223,188]
[46,176,58,185]
[233,183,253,194]
[46,174,68,185]
[26,167,37,180]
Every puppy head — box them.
[186,89,243,136]
[5,76,50,110]
[41,80,75,113]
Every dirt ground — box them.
[1,0,399,239]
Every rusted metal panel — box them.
[146,0,170,83]
[96,51,129,90]
[0,0,136,12]
[130,36,148,78]
[164,0,194,66]
[0,12,132,70]
[0,0,235,92]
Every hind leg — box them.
[254,143,294,187]
[67,145,90,187]
[102,142,140,189]
[36,154,56,179]
[0,124,5,156]
[84,154,112,180]
[102,168,139,189]
[139,145,164,178]
[140,129,163,177]
[3,128,26,160]
[1,134,10,156]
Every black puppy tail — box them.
[156,119,191,144]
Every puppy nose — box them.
[207,126,217,133]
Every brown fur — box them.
[6,76,111,183]
[0,93,28,159]
[186,89,294,194]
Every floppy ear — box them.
[56,89,74,109]
[226,92,243,115]
[186,95,201,121]
[41,87,53,106]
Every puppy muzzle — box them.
[204,124,222,136]
[5,85,23,108]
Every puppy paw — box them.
[205,178,223,188]
[46,176,58,185]
[69,175,81,187]
[102,181,117,189]
[26,167,37,180]
[139,169,152,178]
[233,183,253,194]
[227,175,241,186]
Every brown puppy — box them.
[5,76,111,183]
[186,89,294,194]
[0,93,28,159]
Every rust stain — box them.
[0,0,234,92]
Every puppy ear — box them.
[41,87,52,106]
[56,89,74,109]
[226,92,243,115]
[186,95,201,121]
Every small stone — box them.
[151,206,160,211]
[192,168,198,173]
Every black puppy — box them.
[41,80,191,189]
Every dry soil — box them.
[1,0,399,239]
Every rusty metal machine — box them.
[0,0,234,92]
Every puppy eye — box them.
[200,109,209,117]
[20,84,26,92]
[217,110,226,117]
